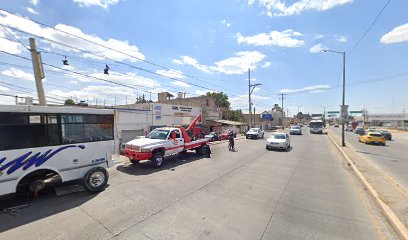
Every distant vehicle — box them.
[368,127,376,132]
[125,114,210,168]
[204,132,219,142]
[310,120,324,134]
[377,130,392,140]
[266,133,291,151]
[289,125,302,135]
[0,105,116,197]
[334,124,339,128]
[345,125,353,132]
[354,127,365,135]
[358,132,386,145]
[246,128,264,139]
[219,129,236,140]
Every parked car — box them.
[358,132,386,145]
[289,125,302,135]
[266,133,291,151]
[219,129,236,140]
[204,132,219,142]
[354,127,365,135]
[376,130,392,140]
[246,128,264,139]
[334,124,339,128]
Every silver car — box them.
[266,133,291,151]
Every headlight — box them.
[141,148,151,153]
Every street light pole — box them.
[341,51,346,147]
[322,49,346,146]
[248,68,262,128]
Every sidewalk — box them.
[327,129,408,240]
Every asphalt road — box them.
[330,127,408,190]
[0,131,393,240]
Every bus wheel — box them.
[150,151,164,168]
[83,167,109,192]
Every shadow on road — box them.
[266,146,293,152]
[0,183,99,233]
[116,152,210,176]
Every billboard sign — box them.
[260,114,273,120]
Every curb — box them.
[327,131,408,240]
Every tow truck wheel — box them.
[151,152,164,168]
[83,167,109,192]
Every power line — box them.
[0,23,30,51]
[349,0,392,54]
[0,28,272,108]
[0,9,235,93]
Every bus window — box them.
[61,114,113,143]
[0,113,61,151]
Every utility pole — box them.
[29,38,46,106]
[253,107,256,127]
[248,68,252,128]
[279,94,287,112]
[322,49,346,147]
[342,51,346,146]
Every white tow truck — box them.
[125,114,211,167]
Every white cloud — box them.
[237,29,304,47]
[314,34,325,39]
[155,69,185,79]
[172,59,183,65]
[26,7,38,15]
[0,86,10,92]
[380,22,408,44]
[335,35,347,43]
[309,43,326,53]
[73,0,120,9]
[30,0,40,5]
[88,71,160,88]
[212,51,266,74]
[1,68,35,81]
[248,0,353,17]
[279,85,331,94]
[262,61,272,68]
[69,80,78,84]
[195,90,208,96]
[171,81,191,88]
[221,19,231,27]
[173,51,265,75]
[0,10,145,62]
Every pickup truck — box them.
[124,115,211,168]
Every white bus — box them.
[0,105,116,197]
[309,119,324,134]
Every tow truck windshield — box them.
[147,129,170,140]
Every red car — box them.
[218,130,236,140]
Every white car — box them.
[246,128,264,139]
[289,125,302,135]
[266,133,291,151]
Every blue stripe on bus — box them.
[0,145,85,175]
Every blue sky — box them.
[0,0,407,115]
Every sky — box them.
[0,0,407,116]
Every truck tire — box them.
[195,146,203,155]
[202,145,211,157]
[151,151,164,168]
[83,167,109,192]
